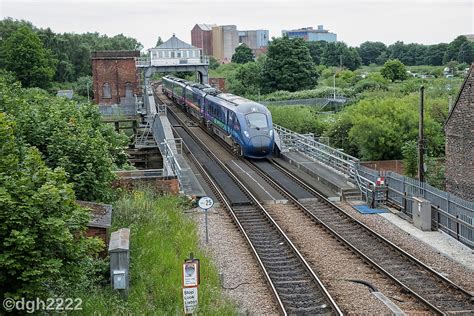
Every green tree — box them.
[231,44,254,64]
[402,140,418,177]
[321,42,362,70]
[358,41,388,65]
[261,36,318,93]
[228,62,262,96]
[0,113,102,299]
[381,59,408,82]
[305,41,327,65]
[209,56,220,70]
[156,36,163,47]
[1,26,56,88]
[0,75,128,202]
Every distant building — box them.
[149,35,202,66]
[212,25,239,62]
[465,34,474,42]
[282,25,337,42]
[191,24,216,56]
[91,50,140,106]
[444,63,474,202]
[57,90,73,99]
[209,77,226,91]
[238,29,269,49]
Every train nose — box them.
[250,136,272,155]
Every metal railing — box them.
[274,124,360,176]
[135,56,209,68]
[274,123,473,247]
[357,165,473,247]
[135,57,151,67]
[161,138,185,180]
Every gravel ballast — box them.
[266,203,431,315]
[337,202,474,292]
[189,207,279,315]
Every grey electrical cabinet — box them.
[412,197,431,231]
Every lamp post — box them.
[333,72,336,100]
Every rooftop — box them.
[197,23,216,31]
[156,34,197,49]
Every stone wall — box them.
[445,64,474,202]
[91,51,140,106]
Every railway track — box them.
[161,100,342,315]
[246,159,474,315]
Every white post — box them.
[333,73,336,100]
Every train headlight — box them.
[243,131,250,138]
[269,129,273,137]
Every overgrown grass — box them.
[76,190,236,315]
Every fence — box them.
[357,165,473,247]
[275,124,473,248]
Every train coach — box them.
[162,75,275,158]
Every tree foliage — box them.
[323,95,445,160]
[381,59,408,82]
[261,36,318,93]
[1,26,56,89]
[228,62,262,96]
[0,18,142,83]
[321,42,362,70]
[0,75,128,202]
[0,113,103,299]
[231,44,254,64]
[358,41,388,65]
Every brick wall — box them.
[113,176,180,195]
[360,160,404,174]
[191,25,213,56]
[445,64,474,202]
[91,51,140,105]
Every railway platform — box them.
[277,151,358,201]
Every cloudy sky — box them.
[1,0,473,49]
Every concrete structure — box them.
[209,77,226,91]
[239,29,269,49]
[149,35,202,66]
[445,64,474,202]
[191,24,216,56]
[57,90,73,99]
[282,25,337,42]
[91,51,140,106]
[212,25,239,62]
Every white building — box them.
[149,34,203,66]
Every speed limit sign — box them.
[198,197,214,210]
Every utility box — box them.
[412,197,431,231]
[109,228,130,298]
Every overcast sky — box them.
[1,0,473,49]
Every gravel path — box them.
[188,207,279,315]
[336,202,474,292]
[266,203,432,315]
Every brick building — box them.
[191,24,216,56]
[445,64,474,202]
[91,51,140,106]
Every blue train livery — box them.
[162,75,274,158]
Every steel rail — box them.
[248,158,473,315]
[165,102,342,315]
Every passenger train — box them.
[162,75,275,158]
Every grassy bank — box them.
[77,190,235,315]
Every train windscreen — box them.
[245,113,268,130]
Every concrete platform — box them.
[227,160,287,204]
[379,209,474,270]
[276,151,356,200]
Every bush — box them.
[0,113,103,299]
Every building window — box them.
[102,82,111,99]
[171,51,175,58]
[125,82,133,98]
[159,51,163,58]
[177,51,181,58]
[192,51,196,58]
[153,51,157,58]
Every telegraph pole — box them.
[418,86,425,182]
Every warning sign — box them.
[183,261,199,287]
[183,287,198,314]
